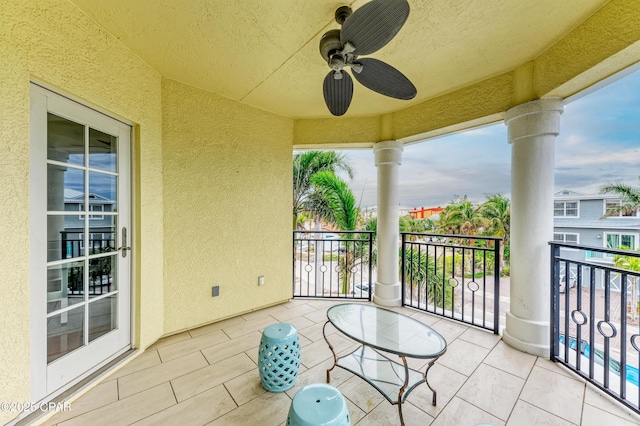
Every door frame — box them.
[29,83,135,402]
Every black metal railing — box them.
[293,230,374,300]
[66,264,113,296]
[61,238,115,259]
[551,242,640,414]
[60,237,116,296]
[401,233,501,334]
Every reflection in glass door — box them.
[30,84,131,400]
[46,114,121,362]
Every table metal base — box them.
[323,321,440,425]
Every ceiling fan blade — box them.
[323,71,354,116]
[340,0,410,56]
[352,58,416,100]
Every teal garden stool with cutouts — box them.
[287,383,350,426]
[258,323,301,392]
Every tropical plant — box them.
[612,247,640,322]
[436,195,483,235]
[399,215,434,240]
[402,246,453,307]
[477,194,510,267]
[292,151,354,229]
[600,177,640,218]
[309,171,358,230]
[362,216,377,268]
[295,211,312,230]
[309,171,360,294]
[301,190,337,227]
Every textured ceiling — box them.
[70,0,609,119]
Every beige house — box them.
[2,0,640,424]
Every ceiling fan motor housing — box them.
[319,29,343,62]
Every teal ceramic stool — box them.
[258,323,300,392]
[287,383,351,426]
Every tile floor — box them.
[38,299,640,426]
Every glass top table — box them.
[323,303,447,426]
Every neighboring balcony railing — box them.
[60,238,115,296]
[550,242,640,414]
[61,237,115,259]
[401,233,501,334]
[293,231,373,300]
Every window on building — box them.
[554,201,578,217]
[79,204,104,220]
[605,233,638,250]
[605,200,639,217]
[553,233,579,244]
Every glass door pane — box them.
[89,295,117,342]
[47,305,85,363]
[46,114,121,362]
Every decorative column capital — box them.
[374,140,403,166]
[505,98,564,144]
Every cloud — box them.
[333,69,640,210]
[556,143,640,168]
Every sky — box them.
[329,68,640,210]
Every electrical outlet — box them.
[212,286,220,297]
[258,276,265,286]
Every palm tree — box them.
[309,171,360,294]
[600,177,640,217]
[292,151,354,229]
[477,194,510,267]
[399,215,434,241]
[436,196,482,235]
[309,171,358,231]
[363,216,377,268]
[402,244,454,308]
[436,196,494,277]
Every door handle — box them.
[117,227,131,258]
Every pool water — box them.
[559,334,639,386]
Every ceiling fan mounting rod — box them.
[335,6,352,25]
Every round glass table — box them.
[323,303,447,426]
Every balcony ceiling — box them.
[70,0,609,119]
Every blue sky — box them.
[337,68,640,209]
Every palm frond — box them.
[293,150,355,216]
[600,178,640,218]
[309,171,358,231]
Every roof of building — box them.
[554,189,620,201]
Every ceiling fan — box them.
[319,0,417,116]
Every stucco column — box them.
[373,140,403,307]
[503,98,563,357]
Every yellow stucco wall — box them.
[0,0,164,420]
[161,78,293,333]
[536,0,640,99]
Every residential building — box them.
[408,206,444,219]
[554,189,640,260]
